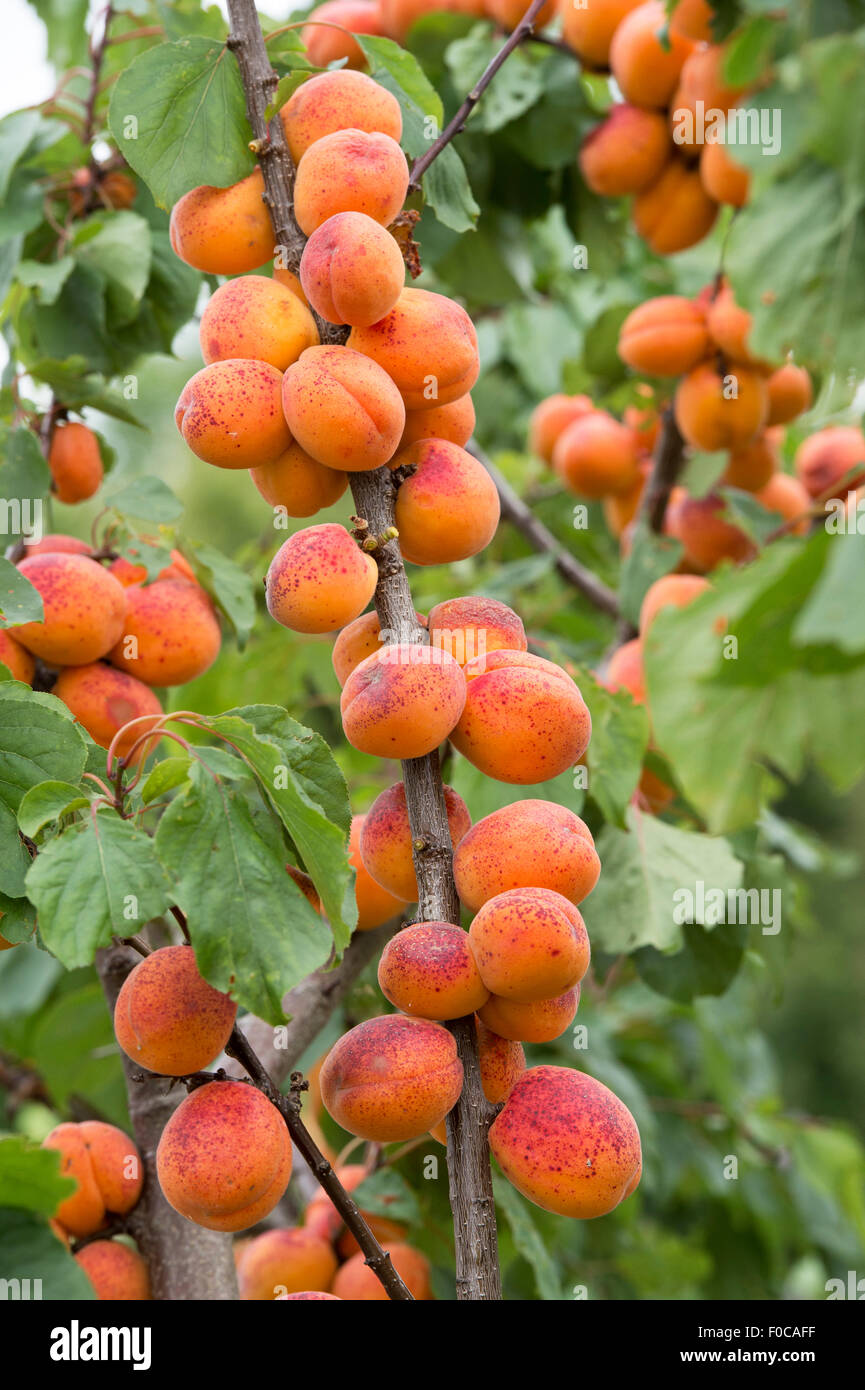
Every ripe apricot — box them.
[293,130,408,236]
[392,439,500,565]
[265,524,378,635]
[475,1017,525,1102]
[490,1065,642,1218]
[454,800,600,912]
[604,637,646,703]
[349,813,405,929]
[553,411,640,499]
[479,987,580,1043]
[75,1241,151,1301]
[23,533,92,558]
[302,0,386,68]
[666,491,755,570]
[722,431,780,492]
[618,296,710,377]
[360,781,470,901]
[670,44,745,151]
[282,345,406,471]
[579,104,671,197]
[273,265,307,302]
[348,287,479,409]
[108,579,221,686]
[250,442,347,518]
[638,573,710,637]
[560,0,643,67]
[674,361,768,451]
[157,1081,292,1232]
[282,69,402,164]
[176,359,291,470]
[321,1014,463,1141]
[766,362,813,426]
[700,138,750,206]
[485,0,556,26]
[381,0,484,43]
[53,664,162,764]
[378,921,489,1019]
[400,394,476,450]
[341,643,466,759]
[469,887,590,1002]
[170,171,274,275]
[304,1162,406,1250]
[451,650,591,784]
[43,1121,142,1238]
[332,609,427,687]
[300,212,405,327]
[794,425,865,501]
[427,595,526,666]
[48,421,103,504]
[14,554,127,667]
[108,546,196,588]
[754,471,810,531]
[199,275,318,372]
[670,0,715,40]
[610,1,695,108]
[237,1228,338,1300]
[332,1242,432,1300]
[528,393,594,464]
[113,944,237,1076]
[705,283,764,365]
[0,630,35,683]
[633,158,718,254]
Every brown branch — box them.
[635,405,687,534]
[468,441,621,620]
[84,4,115,151]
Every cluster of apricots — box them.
[573,1,754,254]
[42,1119,150,1299]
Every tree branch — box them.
[635,405,687,534]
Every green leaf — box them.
[15,257,75,306]
[108,37,256,210]
[0,1135,75,1214]
[0,111,44,201]
[351,1168,421,1226]
[0,685,88,811]
[138,756,193,804]
[446,30,544,134]
[493,1177,565,1301]
[17,979,129,1126]
[580,669,650,829]
[105,475,184,524]
[0,889,37,945]
[188,541,256,645]
[0,426,51,522]
[0,560,44,628]
[17,781,91,839]
[0,802,31,897]
[26,812,174,968]
[633,920,748,1001]
[24,358,147,428]
[793,530,865,654]
[618,520,683,627]
[0,1208,94,1299]
[723,16,777,87]
[71,211,153,326]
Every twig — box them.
[636,405,687,534]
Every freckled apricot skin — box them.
[348,288,479,410]
[175,359,291,470]
[340,643,466,759]
[332,1242,433,1300]
[75,1241,151,1301]
[300,212,405,327]
[633,158,718,255]
[282,345,406,472]
[766,363,813,426]
[349,814,404,929]
[454,800,599,912]
[53,663,162,764]
[618,296,710,377]
[199,275,319,372]
[282,69,402,165]
[360,781,470,901]
[469,887,590,1003]
[794,426,865,502]
[250,442,348,518]
[0,630,35,683]
[169,171,274,275]
[43,1121,143,1238]
[157,1081,293,1233]
[560,0,643,68]
[428,596,525,667]
[332,610,427,687]
[13,554,127,667]
[666,492,756,571]
[528,394,594,464]
[638,574,711,638]
[294,129,408,237]
[108,578,221,687]
[451,650,591,785]
[392,439,501,566]
[400,394,476,450]
[479,987,580,1044]
[553,412,641,499]
[265,524,378,635]
[48,421,103,504]
[378,921,489,1020]
[321,1014,463,1142]
[23,533,92,558]
[580,104,671,197]
[674,362,769,452]
[302,0,386,69]
[237,1228,338,1300]
[113,944,237,1077]
[611,1,695,108]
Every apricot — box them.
[13,554,127,667]
[490,1065,642,1218]
[722,431,780,492]
[479,987,579,1043]
[560,0,643,67]
[332,609,427,687]
[700,138,750,206]
[638,573,710,637]
[633,158,718,254]
[282,345,406,471]
[485,0,556,26]
[349,813,405,929]
[705,283,764,365]
[670,44,745,151]
[451,650,591,784]
[602,469,647,538]
[265,524,377,635]
[379,920,488,1019]
[794,425,865,501]
[381,0,485,43]
[169,171,274,275]
[755,471,811,531]
[332,1242,432,1300]
[454,800,600,912]
[625,393,662,453]
[618,296,710,377]
[175,359,291,470]
[273,265,307,302]
[666,491,755,570]
[674,361,768,451]
[469,887,590,1003]
[321,1014,463,1141]
[670,0,715,40]
[302,0,386,68]
[43,1121,142,1238]
[74,1241,151,1301]
[108,579,221,686]
[0,629,35,683]
[400,394,476,450]
[392,439,501,565]
[113,944,237,1076]
[199,275,318,372]
[23,533,92,558]
[282,69,402,165]
[250,442,347,518]
[475,1017,525,1102]
[340,643,466,759]
[766,362,813,426]
[579,104,671,197]
[610,1,695,108]
[237,1227,338,1300]
[348,287,479,410]
[156,1080,292,1232]
[427,595,526,666]
[360,781,470,901]
[528,393,594,464]
[552,411,640,499]
[294,130,408,237]
[304,1162,406,1251]
[53,663,162,764]
[603,637,646,704]
[48,421,103,504]
[108,546,196,587]
[300,212,405,327]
